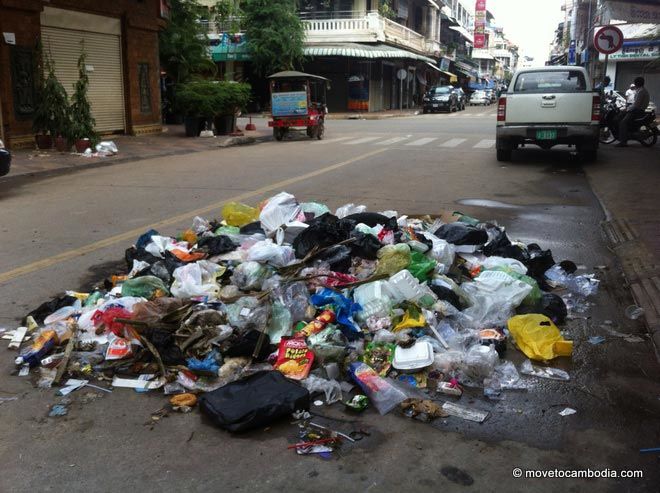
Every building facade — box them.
[0,0,167,149]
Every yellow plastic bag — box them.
[507,314,573,361]
[222,202,259,227]
[393,306,426,332]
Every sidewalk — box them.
[586,145,660,354]
[1,119,271,182]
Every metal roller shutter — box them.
[41,26,126,133]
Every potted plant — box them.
[213,81,251,135]
[175,81,218,137]
[33,49,70,151]
[69,43,97,152]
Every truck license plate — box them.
[536,129,557,140]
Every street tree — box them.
[159,0,217,83]
[242,0,305,76]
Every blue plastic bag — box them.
[310,288,362,339]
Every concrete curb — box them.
[599,217,660,360]
[0,134,269,185]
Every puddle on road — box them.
[456,198,522,209]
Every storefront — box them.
[0,0,166,149]
[303,43,438,112]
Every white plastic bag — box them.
[259,192,302,238]
[420,231,455,272]
[482,256,528,275]
[246,239,295,267]
[170,261,222,298]
[335,203,367,218]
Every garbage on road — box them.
[8,191,599,448]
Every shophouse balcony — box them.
[302,11,432,56]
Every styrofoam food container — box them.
[392,341,434,371]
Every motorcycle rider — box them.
[616,77,650,147]
[624,83,637,106]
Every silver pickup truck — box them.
[496,66,600,162]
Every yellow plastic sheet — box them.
[507,314,573,361]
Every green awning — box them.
[304,43,436,64]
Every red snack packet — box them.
[274,338,315,380]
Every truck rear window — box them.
[514,71,587,93]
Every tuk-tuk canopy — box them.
[267,71,330,82]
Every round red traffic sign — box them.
[594,25,624,55]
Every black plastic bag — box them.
[24,294,78,325]
[429,285,462,310]
[292,213,354,258]
[143,328,185,365]
[434,223,488,246]
[350,232,382,260]
[539,293,567,325]
[199,371,310,433]
[223,330,272,361]
[525,243,555,283]
[317,244,352,273]
[197,235,237,256]
[343,212,397,230]
[239,221,265,235]
[125,247,160,271]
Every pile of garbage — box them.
[8,192,599,446]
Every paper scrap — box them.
[559,407,576,416]
[8,326,28,350]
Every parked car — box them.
[422,86,459,113]
[485,89,497,104]
[496,65,599,162]
[452,87,467,110]
[469,90,490,106]
[0,139,10,177]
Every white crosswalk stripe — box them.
[473,139,496,148]
[439,138,466,147]
[344,136,382,145]
[313,136,353,145]
[375,136,411,146]
[405,137,438,146]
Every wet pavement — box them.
[0,107,658,492]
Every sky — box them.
[484,0,566,63]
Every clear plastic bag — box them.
[461,344,498,381]
[375,244,411,276]
[301,374,342,404]
[267,301,292,344]
[225,297,270,332]
[230,261,271,291]
[420,232,455,272]
[170,261,222,299]
[349,362,408,415]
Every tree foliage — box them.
[32,42,70,137]
[69,42,98,143]
[242,0,305,76]
[159,0,217,83]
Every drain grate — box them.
[601,218,638,246]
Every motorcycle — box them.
[600,96,658,146]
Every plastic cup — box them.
[624,305,645,320]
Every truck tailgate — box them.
[505,93,593,124]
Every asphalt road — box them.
[0,105,658,492]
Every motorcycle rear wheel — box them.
[599,126,616,144]
[639,126,658,147]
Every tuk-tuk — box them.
[267,71,328,141]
